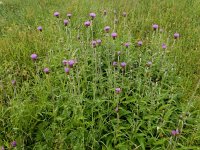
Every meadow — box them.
[0,0,200,149]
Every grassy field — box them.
[0,0,200,149]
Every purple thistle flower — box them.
[68,60,75,68]
[64,20,69,26]
[43,68,50,74]
[152,24,159,30]
[54,12,60,17]
[37,26,42,31]
[89,13,96,19]
[91,40,97,48]
[1,146,4,150]
[96,39,102,45]
[174,33,180,39]
[171,129,179,136]
[120,62,126,68]
[115,88,122,94]
[84,21,91,27]
[104,26,110,32]
[12,80,16,86]
[146,61,152,67]
[137,41,143,46]
[111,32,117,39]
[62,60,68,66]
[31,53,37,61]
[11,141,17,147]
[112,61,118,67]
[162,43,167,49]
[124,42,130,48]
[67,13,72,18]
[123,12,127,17]
[64,67,70,74]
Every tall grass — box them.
[0,0,200,149]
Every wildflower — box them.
[96,39,102,45]
[123,12,127,17]
[137,41,143,46]
[11,80,16,86]
[146,61,152,67]
[64,20,69,26]
[162,43,167,49]
[64,67,70,74]
[171,129,179,136]
[1,146,4,150]
[54,12,60,17]
[104,26,110,32]
[115,106,119,112]
[31,53,37,61]
[43,68,50,74]
[124,42,130,48]
[68,60,75,68]
[67,13,72,18]
[111,32,117,39]
[174,33,180,39]
[120,62,126,68]
[62,60,68,66]
[91,40,97,48]
[115,88,122,94]
[37,26,42,31]
[89,13,96,19]
[11,141,17,147]
[152,24,159,30]
[112,61,118,67]
[117,51,121,55]
[84,21,91,27]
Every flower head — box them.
[12,80,16,86]
[62,60,68,66]
[112,61,118,67]
[1,146,4,150]
[103,10,107,16]
[91,40,97,48]
[96,39,102,45]
[124,42,130,48]
[162,43,167,49]
[104,26,110,32]
[64,20,69,26]
[137,41,143,46]
[37,26,42,31]
[64,67,70,74]
[152,24,159,30]
[67,13,72,18]
[146,61,152,67]
[84,21,91,27]
[54,12,60,17]
[111,32,117,39]
[11,141,17,147]
[68,60,75,68]
[89,13,96,19]
[171,129,179,136]
[31,53,37,61]
[115,88,122,94]
[117,51,121,55]
[120,62,126,68]
[43,68,50,74]
[115,106,119,112]
[174,33,180,39]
